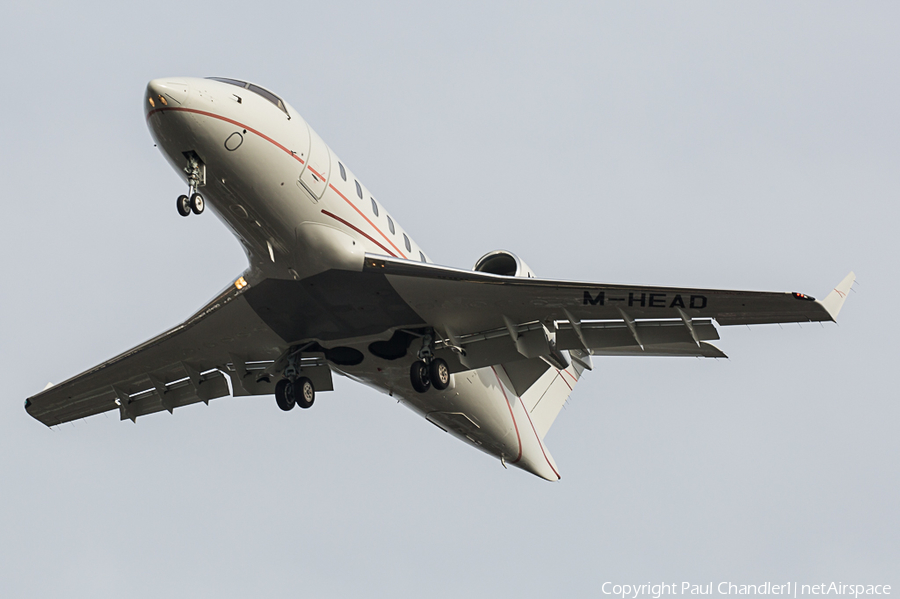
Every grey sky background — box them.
[1,1,897,596]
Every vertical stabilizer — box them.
[512,354,587,440]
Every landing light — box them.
[158,95,167,106]
[235,276,248,290]
[148,96,155,108]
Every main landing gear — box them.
[274,377,315,411]
[409,332,450,393]
[274,349,315,411]
[177,154,205,217]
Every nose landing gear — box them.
[177,194,192,217]
[177,154,206,217]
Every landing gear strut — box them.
[177,154,205,217]
[409,332,450,393]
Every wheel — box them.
[274,378,295,411]
[295,376,315,409]
[429,358,450,391]
[410,360,431,393]
[190,192,205,214]
[177,194,191,217]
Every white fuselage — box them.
[145,77,573,480]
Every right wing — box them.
[25,278,291,426]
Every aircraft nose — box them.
[146,78,190,108]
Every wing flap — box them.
[434,317,723,371]
[592,342,727,358]
[115,371,230,422]
[556,319,720,350]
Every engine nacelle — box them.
[473,250,536,278]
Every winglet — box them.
[818,271,855,321]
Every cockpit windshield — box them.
[207,77,290,118]
[209,77,246,88]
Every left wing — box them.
[365,255,854,367]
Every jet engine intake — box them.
[473,250,536,278]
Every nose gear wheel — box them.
[177,195,191,217]
[190,192,205,214]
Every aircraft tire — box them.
[190,192,205,215]
[429,358,450,391]
[177,195,191,217]
[410,360,431,393]
[295,376,315,409]
[275,378,295,411]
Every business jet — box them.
[25,77,854,480]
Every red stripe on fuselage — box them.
[557,369,574,390]
[147,106,305,165]
[327,183,406,258]
[561,369,578,385]
[492,366,522,464]
[519,396,561,480]
[321,210,397,258]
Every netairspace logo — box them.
[601,583,892,599]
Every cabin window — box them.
[339,162,346,181]
[371,198,379,216]
[403,234,411,252]
[387,215,395,234]
[419,251,426,263]
[355,180,363,199]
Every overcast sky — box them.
[1,1,897,597]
